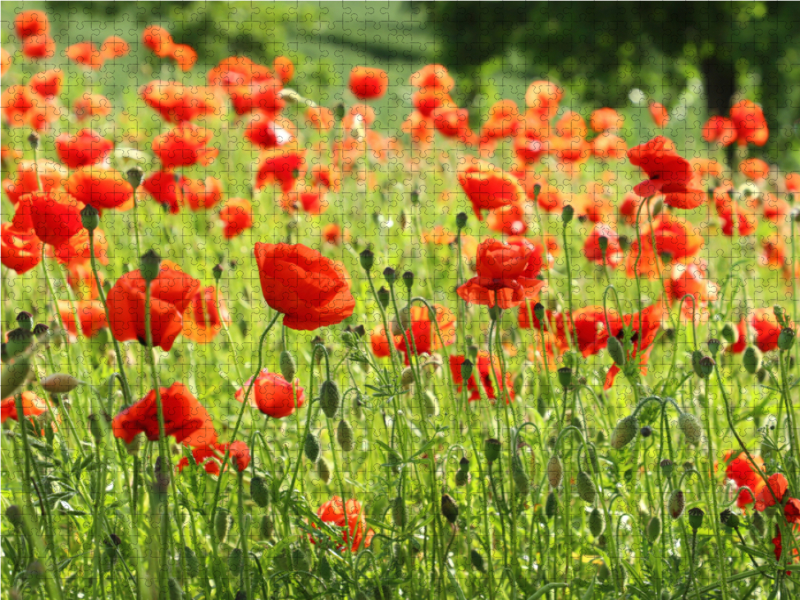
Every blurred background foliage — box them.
[5,1,799,161]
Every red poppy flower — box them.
[755,473,788,512]
[627,136,704,209]
[140,80,222,123]
[349,66,388,100]
[27,190,83,247]
[152,123,218,170]
[55,130,113,169]
[208,56,273,88]
[306,106,335,132]
[255,145,305,193]
[591,132,628,160]
[28,69,63,99]
[1,392,46,424]
[752,308,782,353]
[760,234,788,271]
[315,497,375,552]
[65,166,133,212]
[763,194,789,223]
[143,26,175,57]
[524,80,562,121]
[254,243,355,330]
[2,85,36,128]
[457,238,545,309]
[219,198,253,239]
[1,220,42,274]
[457,159,524,221]
[432,107,476,144]
[22,35,56,60]
[15,10,49,39]
[229,78,285,116]
[410,64,455,91]
[725,451,765,510]
[486,203,528,236]
[583,223,623,268]
[386,304,455,364]
[74,93,112,120]
[66,42,103,70]
[59,300,108,339]
[664,262,719,323]
[649,101,669,128]
[590,108,624,132]
[106,261,200,351]
[66,260,102,300]
[479,100,523,147]
[143,170,183,214]
[449,351,515,402]
[181,176,223,211]
[718,201,756,237]
[245,113,295,149]
[412,86,455,118]
[281,183,329,215]
[604,303,666,390]
[322,223,342,245]
[182,285,230,343]
[702,116,737,145]
[785,498,800,524]
[740,158,769,181]
[100,36,129,59]
[112,382,216,447]
[726,318,748,355]
[235,369,305,419]
[1,49,11,77]
[169,44,197,72]
[730,100,768,147]
[521,305,621,358]
[273,56,294,83]
[625,215,705,279]
[177,441,250,475]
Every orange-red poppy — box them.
[349,66,388,100]
[106,261,200,351]
[219,197,253,239]
[457,159,524,220]
[2,85,35,128]
[315,497,375,552]
[182,285,230,343]
[1,49,11,76]
[432,107,476,144]
[273,56,294,83]
[74,93,112,120]
[27,190,83,247]
[718,201,756,237]
[391,304,456,364]
[664,262,719,323]
[449,351,515,403]
[725,451,765,510]
[649,101,669,128]
[208,56,273,88]
[412,86,455,118]
[1,392,46,424]
[66,260,102,300]
[604,303,666,389]
[730,100,768,147]
[254,243,355,331]
[739,158,769,181]
[28,69,63,99]
[628,136,704,209]
[143,170,182,214]
[53,228,108,266]
[142,25,175,58]
[457,238,545,309]
[591,132,628,160]
[486,203,528,236]
[255,146,305,193]
[520,305,621,358]
[3,159,67,205]
[181,176,223,211]
[22,35,56,60]
[65,166,132,211]
[590,108,623,132]
[177,441,250,475]
[235,369,305,419]
[65,42,104,70]
[625,215,705,279]
[410,64,454,91]
[100,36,129,60]
[55,130,113,169]
[140,80,222,123]
[1,219,42,275]
[752,308,782,353]
[152,123,218,170]
[58,300,108,339]
[229,78,285,116]
[245,113,295,149]
[702,116,737,146]
[112,382,216,447]
[15,10,49,39]
[322,223,342,245]
[755,473,788,512]
[169,44,197,72]
[524,80,562,122]
[583,223,623,268]
[305,106,335,132]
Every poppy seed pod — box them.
[304,432,320,462]
[460,359,474,382]
[778,327,795,351]
[215,509,230,543]
[400,367,415,389]
[743,346,761,374]
[377,286,390,309]
[456,211,468,231]
[720,509,740,529]
[16,312,34,333]
[81,204,100,232]
[337,419,354,452]
[610,415,639,449]
[699,356,715,377]
[250,476,270,508]
[562,204,574,224]
[470,549,486,573]
[126,167,144,190]
[359,249,374,272]
[458,457,470,473]
[484,438,501,464]
[688,507,704,531]
[547,455,564,488]
[707,338,721,357]
[557,367,572,389]
[383,267,397,286]
[319,380,340,418]
[607,336,626,367]
[721,324,737,344]
[139,249,162,283]
[402,271,414,292]
[691,350,706,378]
[455,469,470,487]
[588,507,605,537]
[391,496,406,528]
[279,350,296,383]
[316,457,331,483]
[669,489,685,519]
[441,494,459,524]
[646,516,661,542]
[545,491,558,519]
[678,412,703,445]
[576,471,596,504]
[659,459,675,478]
[533,302,546,321]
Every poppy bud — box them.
[651,197,665,218]
[377,286,390,309]
[140,249,162,283]
[682,461,695,473]
[699,356,715,377]
[547,455,563,488]
[460,359,473,382]
[751,511,765,537]
[470,549,486,573]
[304,432,320,462]
[669,489,685,519]
[588,507,605,537]
[458,457,470,473]
[646,516,661,542]
[773,305,787,326]
[778,327,795,352]
[707,338,721,357]
[610,415,639,449]
[228,548,243,574]
[401,271,414,292]
[316,457,331,483]
[123,433,143,457]
[259,514,274,539]
[742,346,761,374]
[126,167,144,190]
[359,249,374,272]
[533,302,545,321]
[250,476,270,508]
[181,546,199,579]
[488,305,503,322]
[598,235,609,254]
[484,438,501,464]
[690,350,705,378]
[678,412,703,446]
[41,373,81,394]
[756,368,767,383]
[640,426,652,438]
[557,367,572,389]
[721,324,737,344]
[26,560,45,587]
[234,592,246,600]
[597,561,611,581]
[441,494,459,524]
[607,336,626,367]
[391,496,406,528]
[383,267,397,286]
[6,328,32,358]
[576,471,596,504]
[456,212,468,231]
[561,205,574,224]
[212,264,224,282]
[400,367,415,389]
[545,491,558,518]
[81,204,100,232]
[6,504,22,528]
[660,459,674,478]
[88,412,110,443]
[16,312,34,332]
[215,509,230,543]
[319,380,340,418]
[512,454,530,495]
[27,133,41,153]
[1,355,30,399]
[618,235,631,251]
[337,419,354,452]
[455,469,470,487]
[279,350,296,383]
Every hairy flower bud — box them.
[610,415,639,449]
[547,455,563,488]
[678,412,703,446]
[576,471,596,504]
[250,476,270,508]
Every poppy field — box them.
[3,4,800,600]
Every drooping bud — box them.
[126,167,144,190]
[441,494,459,524]
[721,324,737,344]
[646,516,661,542]
[280,350,296,383]
[319,380,340,418]
[743,346,761,374]
[720,509,740,529]
[337,419,354,452]
[400,367,415,389]
[460,359,473,382]
[533,302,545,321]
[250,476,270,508]
[484,438,501,464]
[470,549,486,573]
[88,412,110,443]
[391,496,406,528]
[228,548,244,574]
[304,432,320,462]
[678,412,703,446]
[259,514,274,539]
[610,415,639,449]
[545,491,558,519]
[778,327,796,352]
[607,336,626,367]
[181,546,200,579]
[316,457,331,483]
[215,509,230,543]
[576,471,596,504]
[588,507,605,537]
[511,454,530,495]
[547,455,564,488]
[40,373,82,394]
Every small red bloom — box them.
[449,351,515,403]
[152,123,218,170]
[755,473,788,512]
[315,497,375,552]
[55,130,113,169]
[59,300,108,339]
[28,69,63,99]
[649,101,669,128]
[142,25,175,57]
[219,198,253,239]
[100,36,129,59]
[604,303,666,389]
[15,10,49,39]
[140,80,222,124]
[255,145,305,193]
[752,308,782,353]
[182,286,230,343]
[627,136,704,209]
[235,370,305,419]
[583,223,623,268]
[177,441,251,475]
[65,42,103,70]
[273,56,294,83]
[702,116,737,146]
[74,93,112,120]
[28,191,83,247]
[349,66,388,100]
[457,159,524,221]
[22,35,56,60]
[730,100,768,147]
[1,392,46,424]
[229,78,284,116]
[625,215,705,279]
[664,262,719,323]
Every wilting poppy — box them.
[664,262,719,323]
[106,261,200,351]
[177,441,250,475]
[649,101,669,128]
[583,223,623,268]
[457,159,524,220]
[752,308,782,353]
[315,497,375,552]
[27,190,83,247]
[626,215,705,279]
[730,100,768,147]
[55,130,113,169]
[28,69,63,99]
[15,10,49,39]
[255,145,305,193]
[140,80,222,124]
[521,305,621,358]
[112,382,216,446]
[755,473,788,512]
[219,197,253,239]
[449,351,515,402]
[182,285,230,343]
[254,243,355,330]
[65,42,103,70]
[152,123,218,170]
[590,108,623,132]
[457,238,545,309]
[1,392,46,424]
[58,300,108,339]
[74,93,112,120]
[628,136,704,209]
[349,66,388,100]
[65,167,132,210]
[604,303,666,389]
[235,369,305,419]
